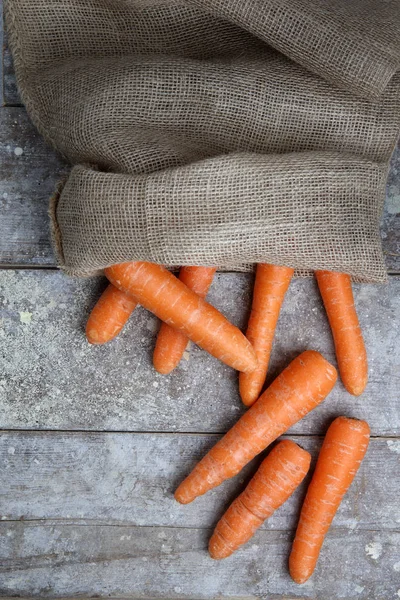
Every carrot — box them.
[174,350,337,504]
[105,262,257,373]
[86,284,137,344]
[153,266,217,374]
[209,440,311,559]
[239,264,294,406]
[289,416,370,584]
[315,271,368,396]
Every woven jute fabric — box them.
[5,0,400,282]
[190,0,400,102]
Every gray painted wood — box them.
[0,108,67,266]
[0,108,399,270]
[384,144,400,271]
[0,521,398,599]
[0,431,399,530]
[0,3,3,103]
[1,270,400,434]
[2,32,19,106]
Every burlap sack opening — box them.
[5,0,400,282]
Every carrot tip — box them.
[348,387,366,397]
[289,557,312,584]
[238,381,259,407]
[290,571,310,585]
[240,397,257,407]
[86,329,119,345]
[174,490,191,505]
[208,535,234,560]
[243,360,259,374]
[208,550,229,560]
[343,380,368,396]
[86,329,104,344]
[154,363,175,375]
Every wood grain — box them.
[0,521,398,599]
[1,270,399,434]
[0,431,399,530]
[0,108,67,266]
[384,144,400,272]
[2,31,20,106]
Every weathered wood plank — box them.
[0,521,398,599]
[0,106,399,271]
[0,432,399,530]
[1,270,399,434]
[384,144,400,271]
[2,31,20,106]
[0,108,67,265]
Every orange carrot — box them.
[153,266,217,374]
[174,350,337,504]
[239,264,294,406]
[289,416,370,584]
[105,262,257,373]
[209,440,311,559]
[86,284,137,344]
[315,271,368,396]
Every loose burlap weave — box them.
[5,0,400,281]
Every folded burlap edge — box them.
[49,153,390,283]
[48,175,251,278]
[49,175,382,283]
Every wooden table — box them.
[1,9,399,599]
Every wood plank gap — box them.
[0,597,208,600]
[0,429,398,440]
[0,519,399,535]
[0,264,59,271]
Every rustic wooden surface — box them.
[1,270,400,435]
[1,10,400,599]
[0,524,399,599]
[0,432,399,529]
[0,434,398,598]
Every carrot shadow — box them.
[80,276,109,335]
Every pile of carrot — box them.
[86,259,371,581]
[87,261,368,397]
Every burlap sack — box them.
[190,0,400,102]
[5,0,400,282]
